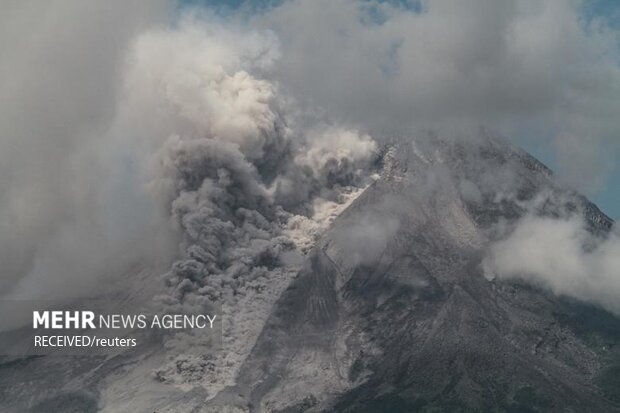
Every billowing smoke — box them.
[122,16,381,385]
[0,3,380,302]
[1,3,382,384]
[138,18,380,310]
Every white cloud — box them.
[484,215,620,315]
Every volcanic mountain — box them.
[1,135,619,413]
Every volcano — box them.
[1,135,619,413]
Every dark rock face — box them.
[224,136,620,412]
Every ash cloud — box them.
[0,3,380,302]
[137,18,380,313]
[125,17,382,383]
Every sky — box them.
[180,0,620,219]
[535,0,620,219]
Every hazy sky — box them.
[183,0,620,219]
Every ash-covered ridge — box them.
[207,135,619,413]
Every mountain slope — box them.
[210,136,619,412]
